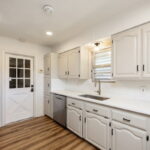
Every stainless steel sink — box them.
[79,94,109,101]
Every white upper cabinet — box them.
[85,112,109,150]
[58,47,90,79]
[44,54,51,75]
[58,52,68,78]
[68,49,80,78]
[112,27,141,78]
[142,23,150,78]
[112,121,147,150]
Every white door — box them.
[5,54,34,124]
[58,53,68,78]
[112,121,147,150]
[68,48,80,78]
[67,106,82,137]
[85,112,109,150]
[142,23,150,78]
[113,27,141,78]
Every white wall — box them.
[52,2,150,102]
[0,36,51,126]
[53,2,150,52]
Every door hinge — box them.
[146,136,149,141]
[143,65,145,72]
[109,122,111,127]
[78,74,80,77]
[111,129,113,136]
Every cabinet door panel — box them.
[68,48,80,78]
[85,112,109,150]
[58,53,68,78]
[113,28,141,78]
[112,121,147,150]
[67,107,82,137]
[143,23,150,77]
[44,96,51,117]
[44,54,51,75]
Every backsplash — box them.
[62,79,150,102]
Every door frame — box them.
[1,51,37,126]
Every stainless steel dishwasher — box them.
[53,94,66,127]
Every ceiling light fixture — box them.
[46,31,53,36]
[43,5,54,14]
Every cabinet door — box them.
[44,54,51,75]
[44,96,51,117]
[44,77,50,95]
[58,53,68,78]
[85,112,109,150]
[142,23,150,77]
[67,106,82,137]
[112,121,147,150]
[113,27,141,78]
[68,48,80,78]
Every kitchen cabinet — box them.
[58,52,68,78]
[112,121,147,150]
[58,46,90,79]
[112,27,141,78]
[44,54,51,75]
[67,106,83,137]
[142,23,150,78]
[44,96,51,117]
[112,22,150,80]
[44,53,58,118]
[85,112,109,150]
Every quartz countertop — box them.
[51,90,150,116]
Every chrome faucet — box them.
[95,80,101,95]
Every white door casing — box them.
[5,54,34,124]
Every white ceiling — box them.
[0,0,147,46]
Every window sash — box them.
[93,47,112,80]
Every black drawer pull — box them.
[93,109,98,112]
[123,118,130,122]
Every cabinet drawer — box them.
[85,103,111,118]
[112,110,148,130]
[67,97,84,110]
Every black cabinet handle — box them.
[123,118,131,122]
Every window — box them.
[9,57,31,89]
[93,47,112,80]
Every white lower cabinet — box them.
[85,112,109,150]
[112,121,147,150]
[67,106,82,137]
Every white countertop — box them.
[51,90,150,116]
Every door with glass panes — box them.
[5,54,34,124]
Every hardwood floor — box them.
[0,116,98,150]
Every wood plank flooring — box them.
[0,116,98,150]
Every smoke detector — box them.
[43,5,54,14]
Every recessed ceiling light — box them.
[46,31,53,36]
